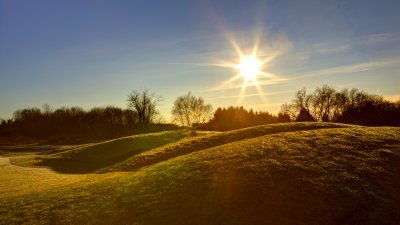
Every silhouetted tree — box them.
[127,89,160,125]
[277,112,291,122]
[280,103,297,121]
[171,92,213,127]
[281,87,313,121]
[310,85,336,121]
[331,89,350,120]
[295,107,315,122]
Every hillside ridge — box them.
[2,125,399,225]
[104,122,354,172]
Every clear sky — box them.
[1,0,400,121]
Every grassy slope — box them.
[10,123,347,174]
[1,123,400,225]
[104,122,352,172]
[0,157,121,198]
[10,130,198,173]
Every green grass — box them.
[10,130,198,173]
[104,122,353,172]
[0,157,120,198]
[1,123,400,224]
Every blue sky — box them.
[1,0,399,120]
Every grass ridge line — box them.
[104,122,353,172]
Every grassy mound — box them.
[11,122,349,174]
[12,130,195,173]
[2,124,399,224]
[104,122,352,172]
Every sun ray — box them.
[237,78,248,105]
[259,54,277,64]
[212,61,238,68]
[225,34,243,58]
[252,78,267,102]
[258,71,278,79]
[215,74,243,91]
[251,31,261,57]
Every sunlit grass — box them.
[11,130,193,173]
[1,123,399,224]
[104,122,352,172]
[0,157,122,198]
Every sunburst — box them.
[215,36,278,104]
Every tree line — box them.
[0,90,176,144]
[281,85,400,126]
[184,84,399,130]
[170,93,290,131]
[1,85,399,144]
[196,106,290,131]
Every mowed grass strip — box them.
[104,122,354,172]
[1,126,399,225]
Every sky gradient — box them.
[1,0,400,121]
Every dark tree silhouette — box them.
[277,112,291,123]
[296,108,316,122]
[127,89,160,125]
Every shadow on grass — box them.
[37,152,138,174]
[36,131,189,174]
[35,123,354,174]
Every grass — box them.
[10,130,201,173]
[0,157,120,198]
[1,123,400,224]
[103,122,353,172]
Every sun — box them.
[238,55,262,81]
[211,33,283,104]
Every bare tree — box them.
[127,89,161,125]
[294,87,311,110]
[281,87,312,121]
[332,89,349,120]
[280,103,297,121]
[310,85,336,121]
[172,92,212,127]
